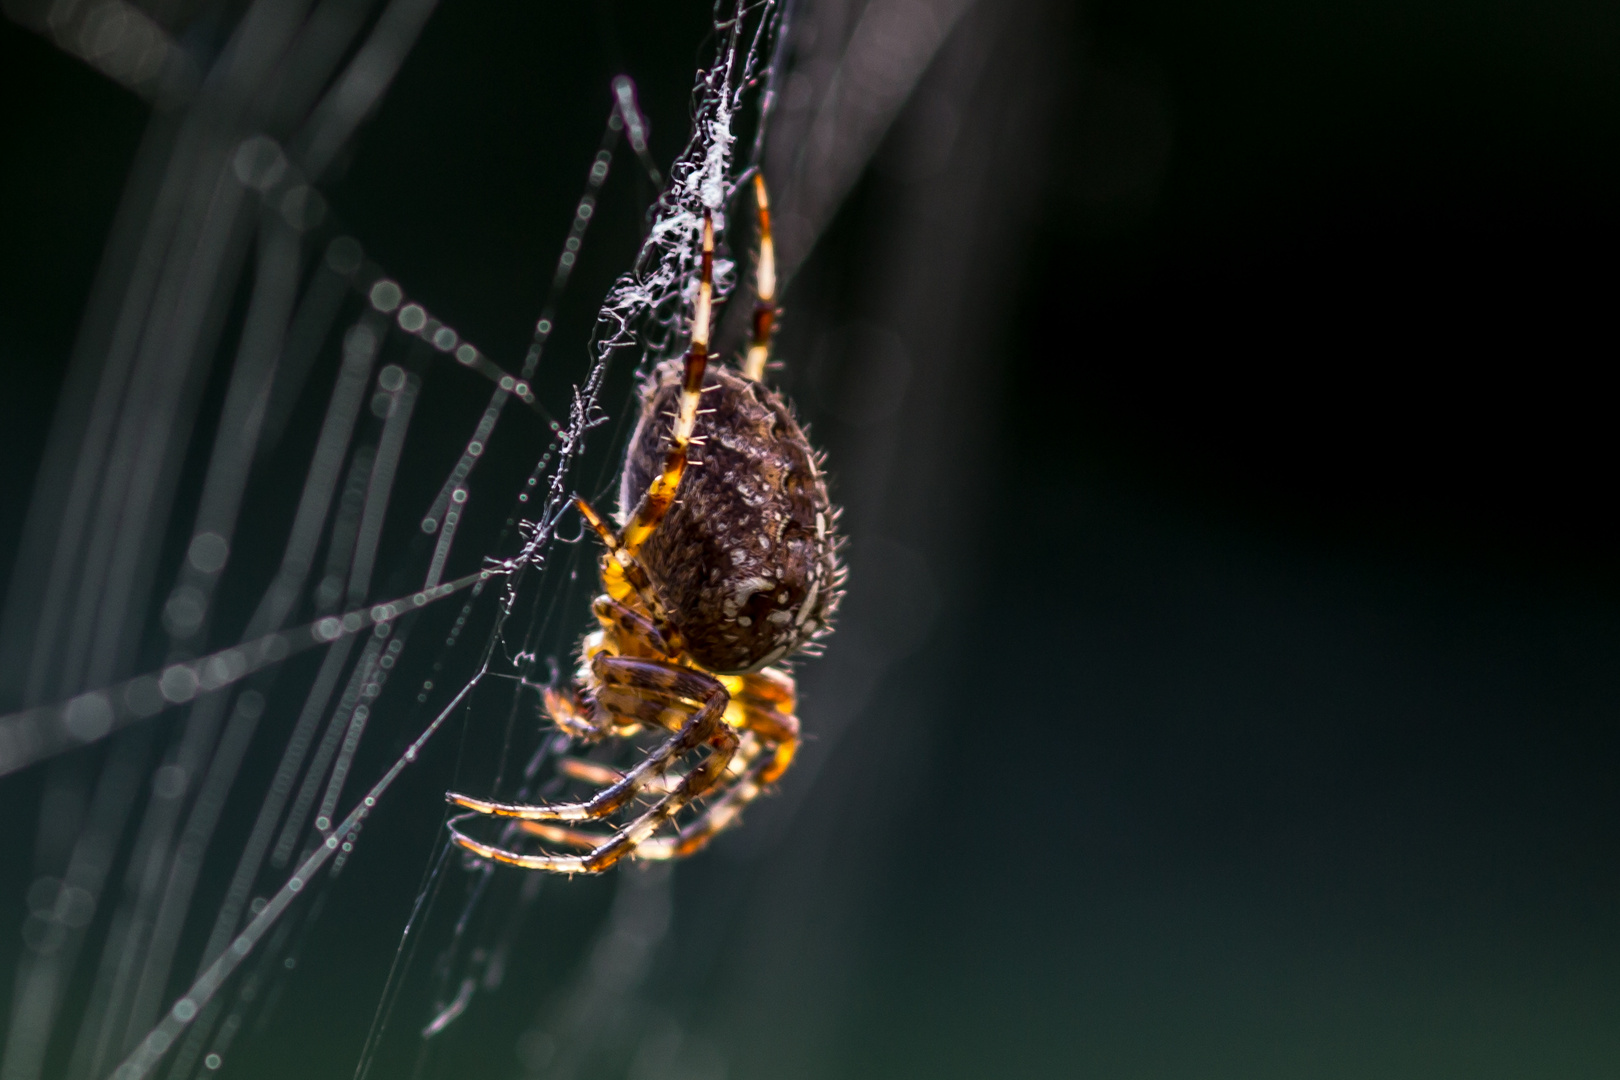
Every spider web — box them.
[0,0,1029,1072]
[0,1,793,1077]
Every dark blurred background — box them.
[3,0,1619,1077]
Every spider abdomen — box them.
[620,361,840,674]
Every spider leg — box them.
[731,665,798,783]
[552,727,759,800]
[741,173,776,382]
[572,504,685,646]
[589,593,674,657]
[515,668,799,863]
[568,206,712,638]
[446,656,728,823]
[615,213,714,563]
[742,697,800,785]
[634,754,774,862]
[638,685,800,860]
[542,679,603,740]
[511,740,739,855]
[514,746,753,853]
[448,714,740,874]
[542,586,685,742]
[516,821,604,849]
[556,755,679,794]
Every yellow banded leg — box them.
[451,707,739,874]
[542,682,601,740]
[574,499,683,648]
[617,213,715,559]
[638,690,800,861]
[555,756,678,794]
[589,593,674,659]
[446,656,727,823]
[733,667,798,783]
[742,173,777,382]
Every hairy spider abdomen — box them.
[620,360,840,674]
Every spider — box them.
[445,175,843,873]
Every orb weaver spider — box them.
[446,175,843,873]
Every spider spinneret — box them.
[447,175,843,873]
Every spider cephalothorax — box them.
[447,176,843,872]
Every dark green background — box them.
[2,0,1618,1076]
